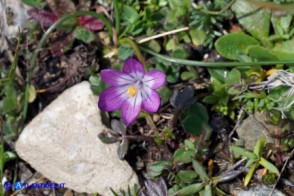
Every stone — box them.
[236,113,273,150]
[0,0,30,51]
[234,184,285,196]
[15,82,139,195]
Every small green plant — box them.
[230,136,279,186]
[203,68,244,119]
[146,139,243,195]
[190,0,232,48]
[110,184,140,196]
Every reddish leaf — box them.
[50,33,74,57]
[28,8,58,27]
[78,16,104,31]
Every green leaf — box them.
[90,76,107,95]
[176,170,198,184]
[73,27,95,43]
[189,28,207,46]
[253,135,265,159]
[245,158,257,168]
[168,183,204,196]
[181,115,203,135]
[28,84,36,103]
[214,187,227,196]
[271,14,292,36]
[231,0,271,41]
[192,159,209,182]
[147,40,161,53]
[225,69,241,85]
[89,75,100,86]
[98,133,118,144]
[180,103,209,135]
[122,5,139,24]
[173,48,189,59]
[165,39,177,51]
[167,0,191,24]
[191,103,209,122]
[2,82,17,114]
[208,68,228,83]
[202,95,220,104]
[204,185,212,196]
[247,45,278,61]
[215,32,259,60]
[3,151,17,163]
[174,147,195,164]
[244,162,258,186]
[259,157,279,174]
[184,140,195,149]
[158,86,172,105]
[180,71,195,81]
[230,146,258,160]
[270,38,294,60]
[117,138,129,160]
[147,161,173,174]
[118,45,134,60]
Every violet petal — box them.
[122,58,145,74]
[100,69,134,86]
[121,94,142,125]
[142,90,160,113]
[143,70,166,89]
[98,87,126,111]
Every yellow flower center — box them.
[127,86,138,97]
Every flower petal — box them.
[98,87,127,111]
[100,69,134,86]
[143,70,166,89]
[122,58,145,74]
[121,93,142,125]
[142,89,160,113]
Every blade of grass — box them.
[113,0,120,35]
[140,46,294,67]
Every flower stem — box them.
[145,113,158,134]
[169,109,181,130]
[123,135,154,143]
[140,46,294,67]
[119,38,146,67]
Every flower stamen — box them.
[127,86,138,97]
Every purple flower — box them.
[98,58,166,125]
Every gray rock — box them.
[0,0,30,51]
[235,184,285,196]
[15,82,138,195]
[236,113,273,150]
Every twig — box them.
[229,106,245,139]
[269,148,294,196]
[122,135,154,143]
[225,157,247,173]
[138,27,189,43]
